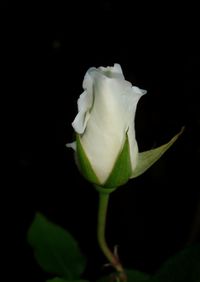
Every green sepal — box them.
[46,279,89,282]
[131,127,184,178]
[102,134,132,188]
[76,134,132,189]
[76,134,101,185]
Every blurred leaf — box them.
[131,127,184,178]
[126,269,150,281]
[46,279,68,282]
[152,244,200,282]
[97,269,150,282]
[28,213,86,280]
[46,278,89,282]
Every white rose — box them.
[68,64,183,189]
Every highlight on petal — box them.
[131,127,185,178]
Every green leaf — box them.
[131,127,184,178]
[46,277,69,282]
[126,269,150,282]
[152,244,200,282]
[76,134,101,185]
[27,213,86,280]
[103,134,132,188]
[46,278,89,282]
[97,269,150,282]
[46,279,68,282]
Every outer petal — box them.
[79,66,145,183]
[71,64,123,134]
[127,86,147,171]
[72,90,93,134]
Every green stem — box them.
[97,189,126,281]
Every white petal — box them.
[66,141,76,151]
[71,91,93,134]
[132,86,147,96]
[127,86,146,171]
[113,63,123,73]
[80,66,143,183]
[72,68,98,134]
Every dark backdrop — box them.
[3,2,200,282]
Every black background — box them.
[3,2,200,282]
